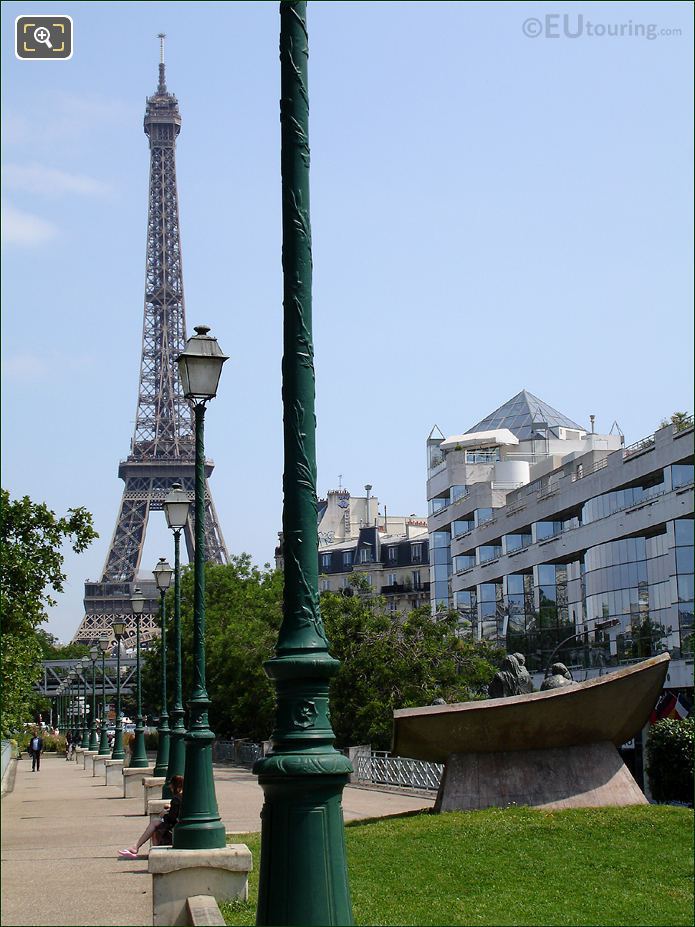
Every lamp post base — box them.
[172,729,225,850]
[130,725,149,768]
[153,725,170,778]
[254,754,353,926]
[162,723,186,800]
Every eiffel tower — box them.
[72,38,228,648]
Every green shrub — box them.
[41,734,66,753]
[646,717,694,804]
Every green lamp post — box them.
[172,325,228,850]
[111,620,126,760]
[152,557,174,777]
[77,662,90,748]
[162,482,191,800]
[88,645,99,750]
[98,637,111,755]
[66,673,73,738]
[253,5,353,924]
[130,586,149,768]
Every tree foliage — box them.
[142,557,502,751]
[0,489,97,736]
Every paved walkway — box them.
[1,753,434,926]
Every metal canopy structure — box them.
[34,658,137,697]
[72,43,228,647]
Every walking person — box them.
[118,775,184,858]
[28,730,43,772]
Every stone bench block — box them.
[105,759,124,786]
[148,799,170,826]
[149,845,252,927]
[83,751,99,773]
[186,895,225,926]
[123,765,154,799]
[93,755,109,777]
[143,776,167,814]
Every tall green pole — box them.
[131,613,149,767]
[111,642,125,760]
[254,4,353,923]
[89,658,99,750]
[173,405,225,849]
[98,650,110,755]
[163,529,185,799]
[80,672,90,748]
[153,588,171,776]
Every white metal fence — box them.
[355,752,443,791]
[1,740,13,781]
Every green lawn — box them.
[221,805,693,926]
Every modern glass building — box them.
[427,391,694,692]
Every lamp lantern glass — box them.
[131,587,146,614]
[154,557,174,591]
[163,482,190,530]
[89,645,99,662]
[177,325,228,402]
[112,619,126,640]
[99,636,110,653]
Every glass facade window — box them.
[343,551,353,567]
[429,495,449,515]
[359,547,372,563]
[505,532,532,553]
[672,464,694,489]
[411,543,423,562]
[321,554,331,569]
[452,517,475,538]
[430,530,451,608]
[535,521,563,541]
[584,531,675,660]
[451,485,468,502]
[387,546,398,562]
[466,448,500,464]
[582,472,667,524]
[476,508,494,526]
[478,582,503,640]
[478,544,502,564]
[454,554,476,572]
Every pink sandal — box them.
[118,848,138,858]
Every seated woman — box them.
[118,775,183,858]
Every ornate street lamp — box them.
[98,637,111,755]
[172,325,227,850]
[152,557,174,777]
[66,672,74,737]
[162,482,191,799]
[254,5,353,923]
[111,620,126,760]
[88,646,99,750]
[77,661,90,748]
[130,586,149,768]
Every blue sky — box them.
[2,1,693,643]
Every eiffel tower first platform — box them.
[72,42,228,648]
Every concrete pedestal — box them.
[83,751,99,773]
[123,765,155,799]
[74,748,85,766]
[143,776,167,814]
[148,846,252,927]
[105,759,124,787]
[435,741,648,812]
[93,755,108,777]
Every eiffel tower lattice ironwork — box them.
[73,41,228,648]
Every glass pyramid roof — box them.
[465,390,584,441]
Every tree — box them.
[141,558,503,751]
[0,489,97,736]
[321,592,503,749]
[659,412,692,433]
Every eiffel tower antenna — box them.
[157,32,167,92]
[73,49,228,648]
